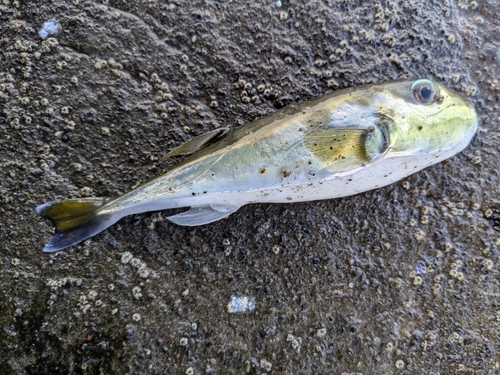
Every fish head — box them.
[380,79,478,161]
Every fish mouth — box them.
[455,98,479,150]
[444,86,479,134]
[465,100,479,134]
[428,93,478,156]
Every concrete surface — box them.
[1,0,499,373]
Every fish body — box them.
[37,79,478,252]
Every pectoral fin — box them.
[304,128,368,168]
[304,115,391,172]
[166,128,229,158]
[166,204,240,226]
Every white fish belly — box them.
[150,148,457,212]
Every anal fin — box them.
[166,204,241,226]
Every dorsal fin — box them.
[166,128,229,158]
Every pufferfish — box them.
[36,79,478,252]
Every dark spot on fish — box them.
[308,160,312,165]
[298,128,303,132]
[261,168,266,174]
[282,169,291,178]
[192,192,196,196]
[418,126,423,131]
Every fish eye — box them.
[411,79,440,105]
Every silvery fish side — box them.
[36,79,478,252]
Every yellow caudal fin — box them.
[36,198,118,252]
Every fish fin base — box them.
[36,198,118,252]
[166,204,240,226]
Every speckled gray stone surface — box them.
[1,0,499,374]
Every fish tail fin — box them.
[36,198,119,252]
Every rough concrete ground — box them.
[1,0,499,374]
